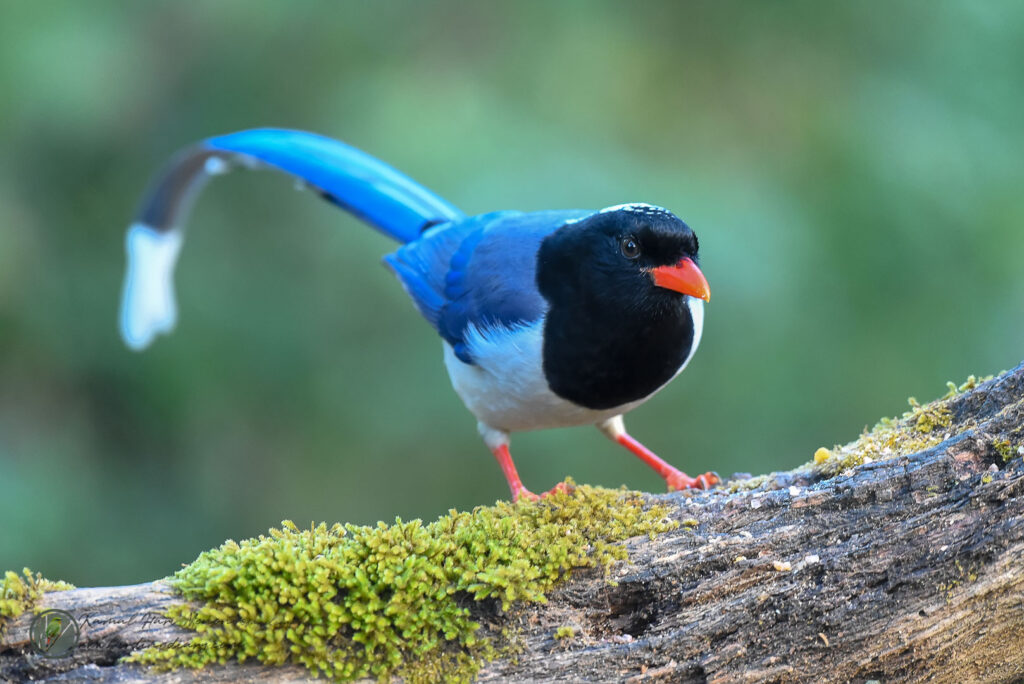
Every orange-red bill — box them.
[651,257,710,302]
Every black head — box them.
[536,203,708,313]
[536,203,711,410]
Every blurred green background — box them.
[1,2,1022,587]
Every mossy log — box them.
[3,363,1024,683]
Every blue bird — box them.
[120,129,716,501]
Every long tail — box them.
[118,128,464,350]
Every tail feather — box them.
[203,129,463,242]
[119,128,463,350]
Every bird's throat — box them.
[541,298,695,410]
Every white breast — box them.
[443,297,704,434]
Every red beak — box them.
[651,257,710,302]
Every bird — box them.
[119,128,718,501]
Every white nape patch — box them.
[119,224,184,350]
[203,155,229,175]
[599,202,673,218]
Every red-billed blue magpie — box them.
[119,129,717,501]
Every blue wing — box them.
[384,209,591,363]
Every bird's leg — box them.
[489,443,535,502]
[480,424,571,502]
[598,416,719,491]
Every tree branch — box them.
[3,363,1023,683]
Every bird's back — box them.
[384,209,590,363]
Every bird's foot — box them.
[665,469,720,491]
[542,481,574,498]
[513,481,574,503]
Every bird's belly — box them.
[442,324,646,433]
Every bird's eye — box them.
[620,236,641,259]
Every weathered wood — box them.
[3,364,1023,683]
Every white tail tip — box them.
[119,224,183,350]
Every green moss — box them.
[721,375,1004,497]
[738,374,998,485]
[908,397,952,434]
[125,484,676,682]
[554,626,575,640]
[942,374,993,399]
[811,392,957,477]
[723,473,772,494]
[992,439,1015,463]
[0,568,74,635]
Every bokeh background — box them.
[2,2,1022,587]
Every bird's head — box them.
[537,203,710,314]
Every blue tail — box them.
[136,128,464,243]
[120,128,464,350]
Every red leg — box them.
[488,443,573,503]
[600,417,719,491]
[490,442,533,502]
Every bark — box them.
[3,363,1023,684]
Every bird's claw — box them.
[665,469,720,492]
[543,481,574,498]
[513,481,575,503]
